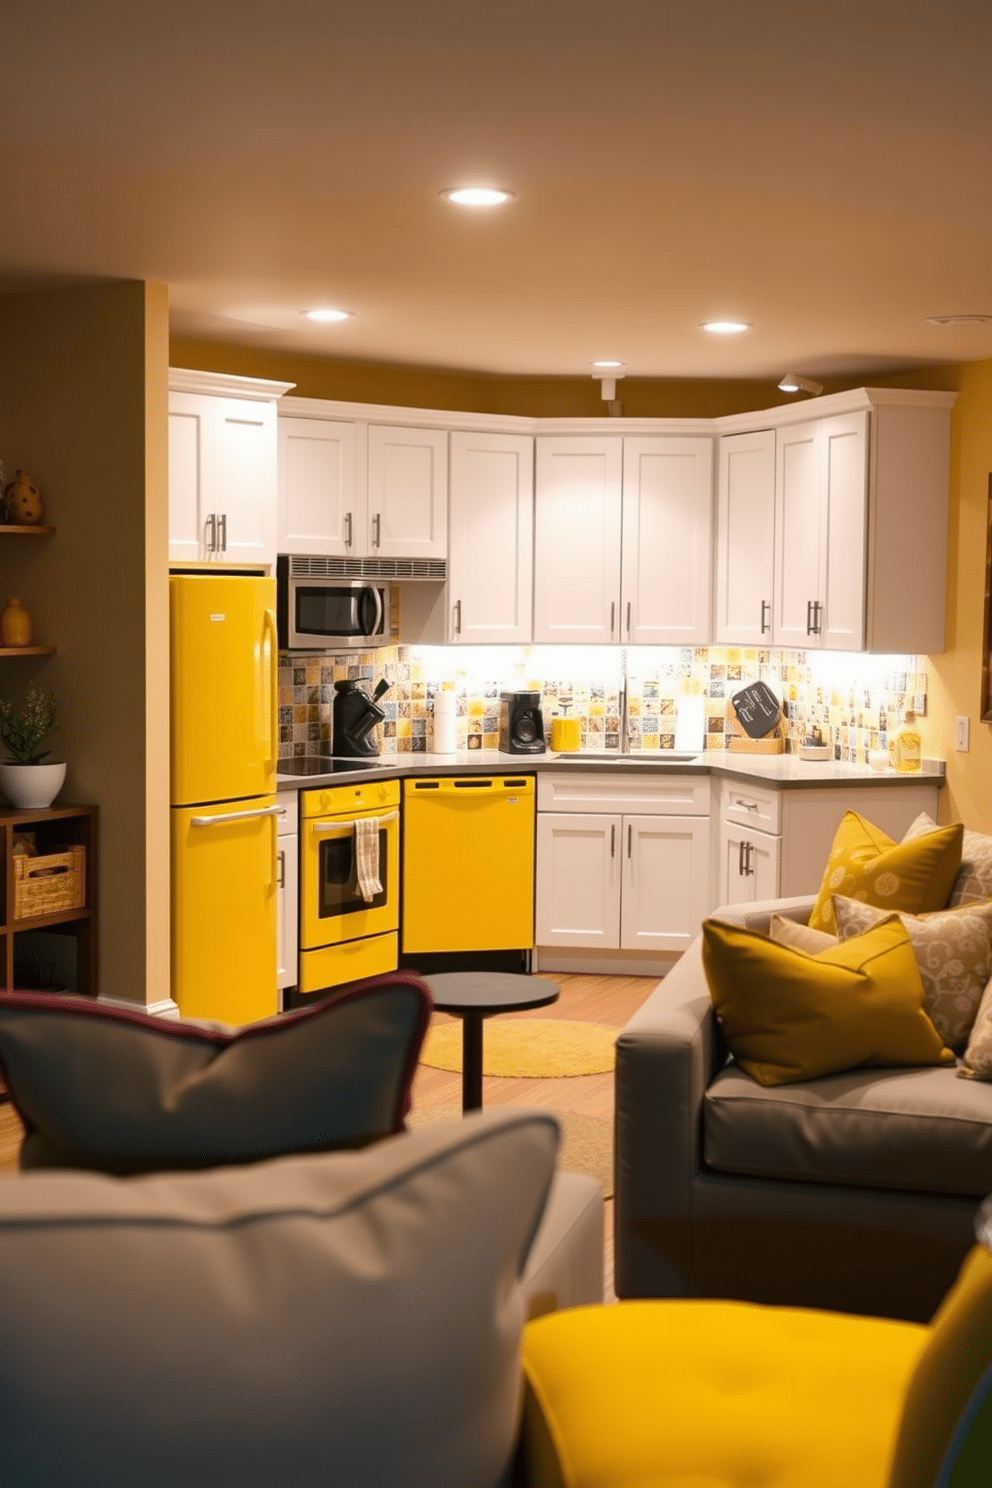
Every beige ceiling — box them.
[3,0,991,381]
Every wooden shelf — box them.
[0,526,55,538]
[0,646,56,657]
[0,805,98,996]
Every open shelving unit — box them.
[0,804,98,996]
[0,522,57,656]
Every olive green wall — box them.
[0,281,171,1007]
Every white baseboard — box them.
[532,947,677,977]
[98,994,181,1020]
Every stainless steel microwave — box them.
[277,557,390,651]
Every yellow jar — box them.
[0,598,32,647]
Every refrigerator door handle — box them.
[191,805,286,827]
[262,608,279,771]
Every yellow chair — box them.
[521,1200,992,1488]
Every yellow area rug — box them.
[407,1105,614,1197]
[420,1018,616,1079]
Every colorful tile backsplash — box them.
[279,645,928,765]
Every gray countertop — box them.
[276,748,945,792]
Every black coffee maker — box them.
[332,678,391,758]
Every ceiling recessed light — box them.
[591,359,624,369]
[700,320,751,334]
[926,313,992,326]
[441,186,514,207]
[304,307,351,323]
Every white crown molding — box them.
[169,367,296,400]
[280,393,534,432]
[712,386,957,435]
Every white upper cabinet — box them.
[277,417,357,558]
[448,430,534,644]
[773,411,868,650]
[367,425,448,561]
[621,436,713,645]
[168,371,292,569]
[714,429,775,645]
[534,437,623,644]
[535,434,713,646]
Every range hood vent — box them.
[287,555,447,581]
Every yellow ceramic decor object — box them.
[2,470,43,526]
[550,716,581,752]
[701,915,954,1085]
[0,598,32,647]
[521,1299,927,1488]
[807,811,962,934]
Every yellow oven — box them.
[299,778,400,992]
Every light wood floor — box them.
[411,971,660,1303]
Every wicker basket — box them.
[14,846,86,920]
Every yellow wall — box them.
[0,281,171,1007]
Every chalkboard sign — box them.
[729,681,782,739]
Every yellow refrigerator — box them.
[170,573,280,1023]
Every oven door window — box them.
[295,585,381,640]
[318,829,389,916]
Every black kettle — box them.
[332,678,391,758]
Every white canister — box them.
[432,692,458,754]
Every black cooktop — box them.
[277,756,384,777]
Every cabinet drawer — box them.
[720,779,780,834]
[538,770,709,817]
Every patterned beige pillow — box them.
[959,978,992,1080]
[769,914,837,954]
[903,812,992,908]
[832,894,992,1053]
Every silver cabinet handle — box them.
[372,512,381,548]
[806,599,815,635]
[191,805,286,827]
[734,798,759,811]
[812,600,822,634]
[760,599,771,634]
[312,811,398,832]
[454,599,462,635]
[738,839,746,876]
[205,513,217,552]
[218,512,227,552]
[610,601,615,638]
[626,601,632,638]
[277,848,285,888]
[344,511,353,548]
[627,824,632,858]
[610,824,616,858]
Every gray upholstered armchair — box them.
[614,895,992,1322]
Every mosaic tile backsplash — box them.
[279,646,928,765]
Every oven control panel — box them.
[301,779,400,819]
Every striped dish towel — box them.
[354,817,382,903]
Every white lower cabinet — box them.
[717,779,781,907]
[535,772,710,970]
[276,792,299,996]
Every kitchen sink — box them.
[551,751,702,763]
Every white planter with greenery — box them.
[0,686,64,810]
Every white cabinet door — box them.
[534,437,623,644]
[621,437,714,645]
[773,419,823,647]
[448,431,533,644]
[213,397,278,567]
[278,417,358,557]
[714,429,776,645]
[168,391,215,564]
[276,830,298,992]
[368,425,448,560]
[621,814,711,954]
[535,812,621,949]
[819,411,868,651]
[718,821,780,908]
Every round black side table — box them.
[422,971,560,1112]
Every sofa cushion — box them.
[0,1108,558,1488]
[0,974,431,1175]
[833,895,992,1054]
[960,977,992,1082]
[701,916,953,1087]
[807,812,962,934]
[904,811,992,909]
[704,1060,992,1197]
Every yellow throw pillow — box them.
[701,916,954,1086]
[808,812,962,934]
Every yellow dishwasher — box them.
[402,775,535,953]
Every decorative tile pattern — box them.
[277,645,928,762]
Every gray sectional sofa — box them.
[614,895,992,1323]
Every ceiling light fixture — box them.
[441,186,514,207]
[591,359,624,369]
[304,308,351,323]
[778,373,824,396]
[700,320,751,334]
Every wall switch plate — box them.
[956,716,970,751]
